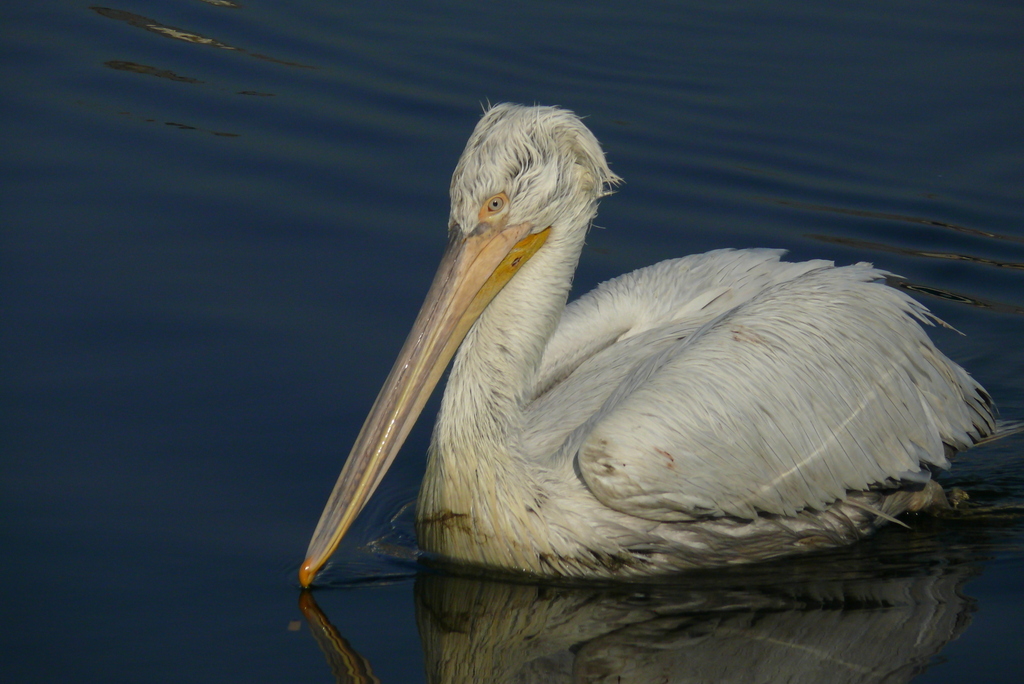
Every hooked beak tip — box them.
[299,558,318,588]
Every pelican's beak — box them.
[299,221,549,586]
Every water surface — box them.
[3,1,1022,682]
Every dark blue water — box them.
[3,1,1022,682]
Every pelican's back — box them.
[523,249,993,526]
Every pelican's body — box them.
[300,105,994,585]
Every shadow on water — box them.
[298,521,1000,684]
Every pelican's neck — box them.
[439,222,587,451]
[417,216,591,566]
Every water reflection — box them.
[302,530,982,683]
[810,234,1024,273]
[104,60,205,84]
[90,6,315,68]
[300,592,381,684]
[894,281,1024,317]
[773,198,1024,247]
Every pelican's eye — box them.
[479,192,508,221]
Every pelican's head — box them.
[299,105,618,586]
[449,103,620,243]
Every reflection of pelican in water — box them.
[299,593,380,684]
[300,534,982,684]
[300,104,995,586]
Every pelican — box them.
[299,104,995,586]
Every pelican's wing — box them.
[531,250,829,399]
[524,250,830,462]
[529,251,994,521]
